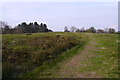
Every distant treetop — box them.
[0,21,53,34]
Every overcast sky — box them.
[0,2,118,31]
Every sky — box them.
[0,0,119,2]
[0,2,118,31]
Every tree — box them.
[14,26,22,34]
[96,29,104,33]
[76,29,80,32]
[48,29,53,32]
[33,22,39,33]
[0,21,7,33]
[0,21,7,34]
[70,26,77,32]
[0,21,11,34]
[14,24,23,33]
[43,24,47,29]
[28,23,34,33]
[43,24,48,32]
[39,23,44,32]
[104,28,109,33]
[34,22,39,26]
[87,27,96,33]
[1,21,52,34]
[109,28,115,33]
[20,22,28,33]
[81,27,85,32]
[3,25,11,34]
[40,23,43,28]
[0,21,7,28]
[64,26,69,32]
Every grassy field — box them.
[2,32,88,78]
[24,33,118,78]
[2,32,119,78]
[91,33,118,78]
[72,33,119,78]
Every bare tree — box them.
[64,26,69,32]
[0,21,8,28]
[104,28,109,33]
[70,26,77,32]
[81,27,85,32]
[76,29,80,32]
[0,21,11,34]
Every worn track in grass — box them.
[27,33,118,78]
[51,33,100,78]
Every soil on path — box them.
[52,35,100,78]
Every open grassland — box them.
[2,32,88,78]
[90,33,118,78]
[2,32,118,78]
[70,33,119,78]
[24,33,119,78]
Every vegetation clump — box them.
[2,33,85,78]
[0,21,52,34]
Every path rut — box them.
[53,36,100,78]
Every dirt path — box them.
[52,34,101,78]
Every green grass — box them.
[2,32,118,78]
[78,33,118,78]
[93,34,118,78]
